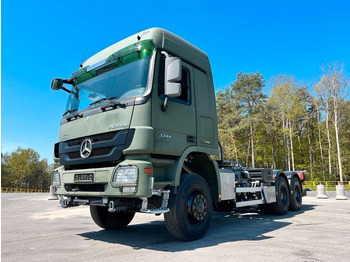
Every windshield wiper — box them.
[89,96,118,106]
[63,109,83,122]
[62,108,78,117]
[101,100,126,112]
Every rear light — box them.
[297,172,304,181]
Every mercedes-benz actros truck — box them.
[50,28,303,241]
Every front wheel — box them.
[164,173,213,241]
[90,206,135,230]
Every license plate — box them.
[74,173,94,183]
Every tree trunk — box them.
[271,146,276,169]
[275,131,280,169]
[230,130,239,162]
[282,114,289,171]
[289,119,295,171]
[317,108,326,180]
[325,100,332,176]
[286,119,291,171]
[333,99,343,184]
[246,139,250,167]
[306,116,313,179]
[250,121,255,168]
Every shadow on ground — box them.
[79,204,316,252]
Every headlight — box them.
[112,166,138,186]
[52,171,61,187]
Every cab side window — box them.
[158,54,191,104]
[178,68,190,103]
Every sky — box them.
[2,0,350,163]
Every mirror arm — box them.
[62,79,79,99]
[161,51,169,58]
[161,97,169,112]
[161,51,170,111]
[61,86,74,94]
[62,79,78,92]
[61,79,73,84]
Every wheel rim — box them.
[187,191,207,224]
[295,184,301,203]
[280,185,288,205]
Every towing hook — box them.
[59,198,68,208]
[108,201,115,212]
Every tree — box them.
[261,103,281,169]
[1,147,51,190]
[1,152,10,186]
[311,96,326,180]
[231,72,266,168]
[216,66,350,181]
[314,78,333,177]
[269,75,308,172]
[216,86,242,161]
[316,63,350,184]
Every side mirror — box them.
[165,83,181,98]
[51,78,63,91]
[164,57,182,98]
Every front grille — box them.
[66,132,118,147]
[58,129,134,166]
[65,183,107,192]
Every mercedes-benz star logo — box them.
[80,138,93,158]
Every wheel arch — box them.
[288,171,303,198]
[283,171,303,193]
[169,147,221,202]
[291,172,303,191]
[273,170,291,191]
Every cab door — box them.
[152,53,196,156]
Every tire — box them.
[164,173,213,241]
[90,206,135,230]
[213,200,235,212]
[289,179,302,211]
[258,203,272,214]
[270,176,290,215]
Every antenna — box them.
[137,18,144,41]
[80,46,89,68]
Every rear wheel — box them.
[289,179,302,211]
[164,173,213,241]
[90,206,135,230]
[270,176,290,215]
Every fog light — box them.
[121,186,136,193]
[52,171,61,187]
[112,166,138,186]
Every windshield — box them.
[64,54,151,115]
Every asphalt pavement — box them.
[1,192,349,262]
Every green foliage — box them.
[217,72,266,167]
[1,147,51,190]
[232,72,266,116]
[217,72,350,181]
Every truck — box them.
[50,28,303,241]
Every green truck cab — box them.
[51,28,303,241]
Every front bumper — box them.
[53,159,154,199]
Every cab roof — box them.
[82,28,211,73]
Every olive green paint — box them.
[54,28,221,200]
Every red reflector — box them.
[297,172,304,181]
[144,168,152,174]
